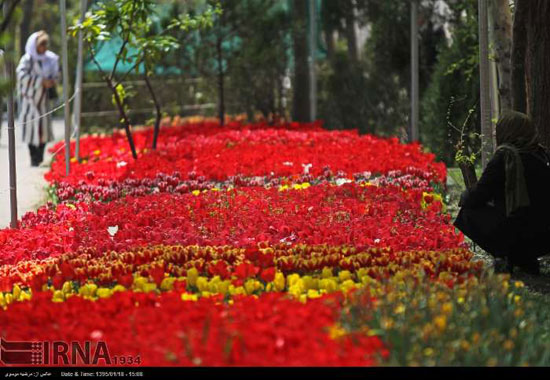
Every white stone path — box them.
[0,118,65,228]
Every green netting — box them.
[84,0,324,75]
[85,36,145,74]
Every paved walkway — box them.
[0,118,65,228]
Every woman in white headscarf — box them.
[16,30,59,166]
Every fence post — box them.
[410,0,420,143]
[308,0,317,122]
[60,0,71,176]
[4,0,18,228]
[74,0,87,161]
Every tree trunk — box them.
[323,27,335,62]
[344,0,359,65]
[478,0,494,169]
[511,0,528,112]
[144,74,161,150]
[19,0,33,56]
[216,36,225,126]
[107,79,138,160]
[292,0,310,122]
[523,0,550,147]
[489,0,513,113]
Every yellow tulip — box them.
[79,283,98,297]
[61,281,73,295]
[96,288,112,298]
[12,285,21,300]
[287,273,300,287]
[51,290,64,303]
[244,279,256,295]
[112,285,126,293]
[196,277,208,292]
[187,268,199,287]
[181,293,198,302]
[321,267,333,279]
[142,283,158,293]
[338,270,352,282]
[307,289,321,299]
[273,272,285,292]
[160,277,176,291]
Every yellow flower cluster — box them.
[278,183,311,192]
[0,284,32,308]
[185,268,364,303]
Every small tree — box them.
[70,0,220,157]
[447,97,480,190]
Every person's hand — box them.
[42,79,54,88]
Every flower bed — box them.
[0,121,546,366]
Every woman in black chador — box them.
[454,111,550,275]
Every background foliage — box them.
[6,0,483,166]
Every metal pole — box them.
[73,0,87,161]
[479,0,493,169]
[4,0,17,228]
[308,0,317,122]
[60,0,71,175]
[410,0,419,143]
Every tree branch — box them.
[0,0,21,33]
[110,0,137,80]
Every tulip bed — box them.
[0,120,547,366]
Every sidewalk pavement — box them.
[0,118,65,229]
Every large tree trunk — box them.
[512,0,550,146]
[292,0,310,122]
[511,0,528,112]
[489,0,513,113]
[344,0,359,65]
[524,1,550,147]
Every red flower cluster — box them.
[0,291,386,366]
[46,121,446,189]
[0,184,461,266]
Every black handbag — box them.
[48,86,58,100]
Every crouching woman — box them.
[454,112,550,274]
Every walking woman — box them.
[16,30,59,167]
[454,111,550,275]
